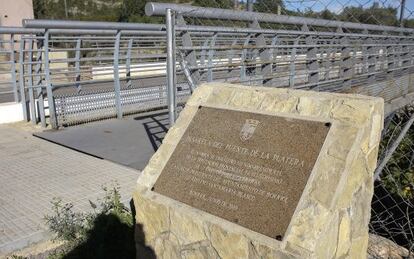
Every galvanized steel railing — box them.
[1,20,192,128]
[1,3,414,129]
[145,2,414,123]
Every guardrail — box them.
[146,2,414,123]
[0,21,191,128]
[0,4,413,129]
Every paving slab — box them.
[34,111,169,170]
[0,123,140,255]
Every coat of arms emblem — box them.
[240,119,260,142]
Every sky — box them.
[275,0,414,18]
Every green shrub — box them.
[44,184,135,259]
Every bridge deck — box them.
[34,110,168,171]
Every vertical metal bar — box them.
[304,25,319,88]
[367,37,377,84]
[339,35,352,89]
[44,30,58,129]
[400,0,406,27]
[113,30,123,119]
[322,37,333,81]
[250,20,265,85]
[10,34,18,102]
[75,38,82,90]
[27,39,36,124]
[207,33,217,82]
[126,38,134,88]
[18,38,28,121]
[262,35,278,86]
[35,35,46,127]
[401,39,409,67]
[200,38,208,66]
[241,35,252,81]
[227,38,238,79]
[179,52,196,92]
[176,15,200,86]
[289,37,300,88]
[166,8,176,125]
[386,38,395,80]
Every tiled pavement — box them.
[0,123,140,255]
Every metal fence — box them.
[144,3,414,124]
[1,21,191,128]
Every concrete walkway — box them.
[0,123,140,255]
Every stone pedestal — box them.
[133,83,384,259]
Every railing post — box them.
[240,34,252,82]
[338,28,352,90]
[113,30,123,119]
[322,36,334,81]
[34,36,46,127]
[289,36,300,88]
[166,8,177,125]
[27,39,37,124]
[226,38,238,79]
[126,38,134,88]
[386,38,395,80]
[263,35,278,86]
[303,25,319,88]
[10,34,18,102]
[18,37,28,121]
[43,30,58,129]
[367,37,377,84]
[75,38,82,91]
[207,33,217,82]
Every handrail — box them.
[23,19,165,31]
[145,2,414,34]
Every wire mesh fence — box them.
[370,107,414,256]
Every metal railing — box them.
[0,20,191,128]
[0,4,413,130]
[146,2,414,122]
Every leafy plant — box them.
[44,184,135,259]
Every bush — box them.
[44,184,135,259]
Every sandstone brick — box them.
[133,190,170,243]
[170,209,207,245]
[209,224,249,259]
[335,211,352,258]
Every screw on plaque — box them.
[325,122,331,127]
[275,235,283,241]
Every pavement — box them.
[0,122,140,256]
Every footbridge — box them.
[0,2,413,250]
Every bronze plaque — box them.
[153,106,330,239]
